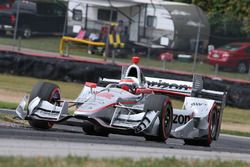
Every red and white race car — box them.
[16,57,226,146]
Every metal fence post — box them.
[112,49,115,64]
[65,42,69,57]
[163,60,166,69]
[13,0,21,41]
[248,64,250,80]
[147,47,151,60]
[215,63,219,75]
[17,36,21,51]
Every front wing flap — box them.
[16,95,69,122]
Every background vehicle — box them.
[207,42,250,73]
[66,0,209,54]
[16,57,226,146]
[0,0,14,10]
[0,0,66,38]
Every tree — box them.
[192,0,250,36]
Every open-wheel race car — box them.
[16,57,226,146]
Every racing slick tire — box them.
[144,95,173,142]
[82,121,109,137]
[28,82,61,130]
[184,107,219,146]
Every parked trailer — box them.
[66,0,209,55]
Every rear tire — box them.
[28,82,61,130]
[184,107,218,146]
[144,95,173,142]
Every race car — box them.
[16,57,226,146]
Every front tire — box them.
[144,95,173,142]
[28,82,61,130]
[82,121,109,137]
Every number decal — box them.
[173,114,191,124]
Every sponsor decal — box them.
[147,81,191,90]
[97,92,114,99]
[190,102,207,107]
[173,114,191,124]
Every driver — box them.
[118,77,139,94]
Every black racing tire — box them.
[237,62,248,73]
[144,95,173,142]
[28,82,61,130]
[82,121,96,135]
[82,121,109,137]
[184,106,218,147]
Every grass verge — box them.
[221,130,250,138]
[0,101,17,110]
[0,156,249,167]
[0,74,83,100]
[0,113,27,125]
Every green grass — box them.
[0,74,83,99]
[1,36,250,80]
[0,36,61,53]
[0,156,249,167]
[222,106,250,125]
[0,101,17,110]
[221,129,250,137]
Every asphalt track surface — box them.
[1,109,250,162]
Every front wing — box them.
[16,95,162,136]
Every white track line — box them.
[1,138,250,162]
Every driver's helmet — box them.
[119,77,139,93]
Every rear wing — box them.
[145,76,193,96]
[146,75,227,110]
[191,75,227,111]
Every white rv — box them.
[66,0,210,53]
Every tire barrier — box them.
[0,51,121,82]
[0,50,249,109]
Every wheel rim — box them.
[88,50,92,54]
[238,63,247,73]
[23,28,31,38]
[49,88,61,105]
[210,110,217,138]
[47,88,60,127]
[163,104,172,138]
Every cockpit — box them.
[122,56,146,87]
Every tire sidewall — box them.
[144,94,173,142]
[207,106,218,144]
[160,100,173,140]
[28,82,60,129]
